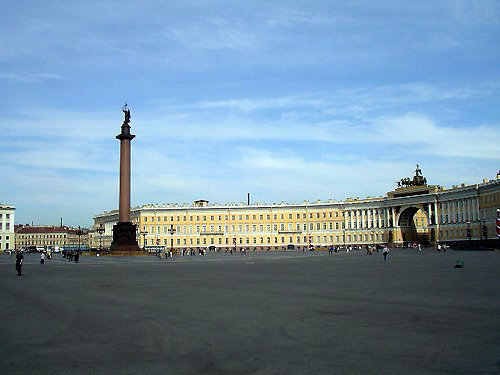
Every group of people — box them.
[62,249,80,263]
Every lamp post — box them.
[140,231,148,251]
[168,224,176,255]
[77,226,83,251]
[481,218,487,243]
[466,221,471,243]
[97,225,105,253]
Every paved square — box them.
[1,249,499,374]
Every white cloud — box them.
[0,73,63,83]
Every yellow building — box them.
[94,171,500,251]
[15,226,88,250]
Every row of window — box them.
[144,233,384,246]
[143,218,401,234]
[17,234,68,239]
[142,211,347,223]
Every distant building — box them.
[15,225,88,250]
[94,172,500,251]
[0,204,15,251]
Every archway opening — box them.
[398,207,429,245]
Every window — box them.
[289,214,292,219]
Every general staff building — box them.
[93,171,500,251]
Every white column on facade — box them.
[428,203,433,225]
[467,198,472,222]
[472,198,478,221]
[392,207,396,228]
[367,209,371,228]
[386,208,390,227]
[378,209,382,228]
[452,200,457,223]
[434,201,439,225]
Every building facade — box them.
[15,226,88,250]
[0,204,15,252]
[94,172,500,251]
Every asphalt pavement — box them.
[1,248,499,374]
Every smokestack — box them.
[247,193,250,205]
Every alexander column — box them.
[110,104,141,253]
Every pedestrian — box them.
[74,250,80,263]
[383,246,390,262]
[437,243,441,252]
[16,250,24,276]
[418,243,422,252]
[40,251,45,264]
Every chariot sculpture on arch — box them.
[397,164,428,188]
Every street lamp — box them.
[168,224,176,256]
[96,225,105,253]
[140,230,148,251]
[76,226,83,252]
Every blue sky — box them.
[1,0,499,227]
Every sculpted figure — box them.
[123,103,131,124]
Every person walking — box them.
[40,251,45,264]
[16,250,24,276]
[383,246,390,262]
